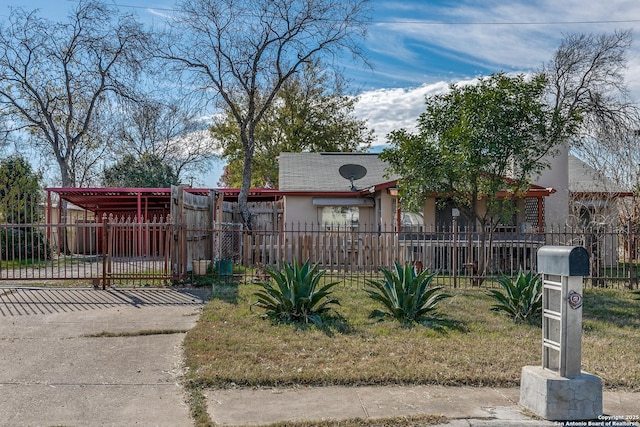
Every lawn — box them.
[183,281,640,392]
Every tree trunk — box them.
[57,161,74,254]
[239,136,254,230]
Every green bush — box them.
[487,270,542,323]
[252,258,340,325]
[0,227,51,261]
[365,262,451,327]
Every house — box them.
[38,152,628,276]
[277,152,554,232]
[276,151,559,274]
[567,155,633,271]
[567,154,633,227]
[277,152,397,229]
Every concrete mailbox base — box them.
[519,366,602,421]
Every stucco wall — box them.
[378,191,396,226]
[282,195,376,229]
[423,198,436,226]
[283,196,317,224]
[535,143,569,227]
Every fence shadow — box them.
[0,287,209,316]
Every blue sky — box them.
[354,0,640,145]
[1,0,640,186]
[361,1,640,89]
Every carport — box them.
[45,187,213,222]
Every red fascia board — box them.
[46,187,175,213]
[495,187,556,198]
[47,187,212,195]
[47,187,172,194]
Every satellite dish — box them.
[339,164,367,191]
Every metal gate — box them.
[0,215,175,287]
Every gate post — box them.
[101,214,109,290]
[519,245,602,421]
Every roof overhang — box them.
[46,186,289,220]
[496,185,556,198]
[362,180,556,199]
[312,197,375,207]
[570,191,634,198]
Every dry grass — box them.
[254,414,447,427]
[183,281,640,392]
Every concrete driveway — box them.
[0,286,207,427]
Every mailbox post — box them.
[519,246,603,421]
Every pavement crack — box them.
[356,390,370,418]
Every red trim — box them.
[46,180,559,219]
[45,187,283,217]
[495,188,556,198]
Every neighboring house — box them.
[567,155,633,270]
[277,152,554,232]
[568,154,633,227]
[41,200,96,254]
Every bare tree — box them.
[112,93,218,184]
[544,30,639,147]
[213,60,373,188]
[159,0,370,227]
[574,131,640,222]
[0,0,147,188]
[545,31,640,229]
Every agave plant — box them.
[488,270,542,323]
[365,262,451,326]
[252,258,340,325]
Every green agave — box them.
[252,258,340,325]
[488,270,542,323]
[365,262,451,326]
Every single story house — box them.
[277,152,555,232]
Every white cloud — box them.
[368,0,640,84]
[358,0,640,150]
[353,82,448,146]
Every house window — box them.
[321,206,359,230]
[436,199,469,229]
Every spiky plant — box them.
[488,270,542,323]
[365,262,451,326]
[252,258,340,325]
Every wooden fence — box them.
[220,200,283,230]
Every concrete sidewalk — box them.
[206,385,640,426]
[0,287,207,427]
